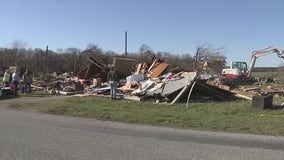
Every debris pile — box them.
[8,56,284,105]
[72,56,241,103]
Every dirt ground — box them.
[0,95,72,107]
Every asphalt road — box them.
[0,103,284,160]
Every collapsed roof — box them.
[76,57,108,82]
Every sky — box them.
[1,0,284,67]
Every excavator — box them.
[221,46,284,85]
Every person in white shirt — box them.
[12,70,21,97]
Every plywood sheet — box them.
[113,57,142,76]
[149,63,169,78]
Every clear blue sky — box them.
[1,0,284,67]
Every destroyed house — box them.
[76,57,109,82]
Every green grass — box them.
[251,71,284,81]
[11,95,284,136]
[5,71,284,136]
[20,90,50,97]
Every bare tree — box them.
[83,44,117,68]
[61,47,85,73]
[139,44,156,62]
[194,44,226,75]
[32,48,46,73]
[10,40,28,66]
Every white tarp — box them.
[131,80,154,95]
[126,74,145,83]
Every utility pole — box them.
[194,46,200,71]
[45,46,48,80]
[125,31,127,56]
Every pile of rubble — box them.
[29,56,284,104]
[39,57,237,103]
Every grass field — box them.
[8,94,284,136]
[4,71,284,136]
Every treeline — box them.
[0,41,227,77]
[253,67,284,72]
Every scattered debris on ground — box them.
[2,56,284,107]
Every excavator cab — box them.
[221,61,249,86]
[231,61,248,76]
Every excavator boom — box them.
[246,46,284,78]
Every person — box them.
[22,69,33,93]
[20,81,25,94]
[12,70,21,97]
[107,65,118,100]
[3,69,11,87]
[93,73,102,88]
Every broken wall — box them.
[113,57,143,76]
[76,63,108,82]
